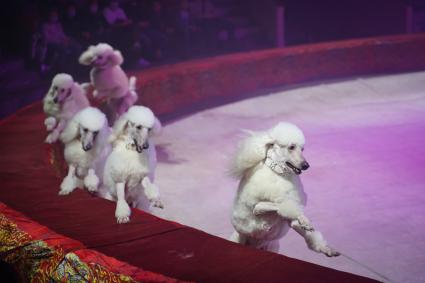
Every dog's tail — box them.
[129,76,137,97]
[229,130,273,179]
[126,76,138,106]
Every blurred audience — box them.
[3,0,272,74]
[175,0,200,58]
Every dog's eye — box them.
[53,86,58,90]
[136,125,142,130]
[288,145,296,151]
[61,88,65,93]
[148,128,152,132]
[83,128,88,132]
[93,131,99,136]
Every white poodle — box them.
[104,105,163,224]
[43,73,90,143]
[78,43,138,123]
[58,107,111,196]
[230,122,340,257]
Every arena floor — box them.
[152,71,425,283]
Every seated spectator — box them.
[41,9,80,73]
[80,0,107,44]
[103,0,132,27]
[62,3,82,39]
[42,9,69,46]
[144,1,173,60]
[102,0,133,55]
[175,0,201,57]
[122,0,154,66]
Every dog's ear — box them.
[230,131,273,178]
[151,116,162,136]
[79,46,95,65]
[108,50,124,66]
[71,83,90,109]
[109,115,128,144]
[60,120,79,144]
[94,120,111,157]
[266,140,277,150]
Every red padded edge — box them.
[133,33,425,119]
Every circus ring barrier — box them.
[3,33,425,282]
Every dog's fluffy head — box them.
[125,106,155,128]
[43,73,88,116]
[231,122,308,178]
[74,107,107,131]
[44,73,74,106]
[52,73,74,89]
[109,105,158,153]
[60,107,109,153]
[268,122,305,147]
[78,43,123,68]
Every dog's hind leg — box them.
[59,165,77,195]
[229,231,247,245]
[263,240,280,253]
[115,182,131,224]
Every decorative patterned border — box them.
[0,202,185,283]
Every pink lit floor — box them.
[151,71,425,283]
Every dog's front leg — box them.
[253,201,280,215]
[141,177,164,209]
[83,168,99,193]
[80,82,92,92]
[291,219,340,257]
[94,88,112,99]
[44,117,57,131]
[45,119,66,143]
[254,200,314,231]
[115,182,131,224]
[59,165,77,195]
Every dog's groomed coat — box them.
[59,107,111,196]
[79,43,138,124]
[230,122,340,257]
[43,73,90,143]
[104,105,163,223]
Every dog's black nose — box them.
[301,161,310,170]
[143,142,149,149]
[83,144,92,151]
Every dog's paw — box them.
[44,117,56,131]
[45,132,59,144]
[58,189,71,196]
[319,245,340,257]
[150,198,164,209]
[84,170,99,193]
[297,215,314,231]
[59,177,76,195]
[115,200,131,224]
[58,186,75,195]
[117,216,130,224]
[81,82,91,91]
[45,136,53,144]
